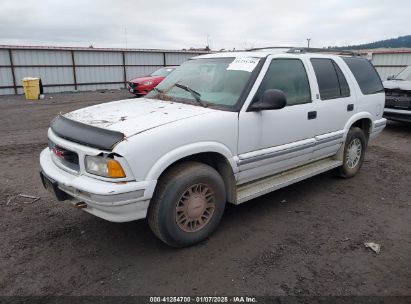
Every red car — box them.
[127,66,177,96]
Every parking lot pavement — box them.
[0,90,410,296]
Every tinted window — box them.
[254,59,311,106]
[333,61,350,97]
[311,58,350,100]
[343,57,384,95]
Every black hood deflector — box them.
[50,115,125,151]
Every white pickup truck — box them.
[40,49,386,247]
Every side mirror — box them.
[249,89,287,111]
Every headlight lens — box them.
[143,81,153,86]
[85,156,126,178]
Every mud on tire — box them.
[147,161,226,247]
[337,126,367,178]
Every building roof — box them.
[0,44,209,54]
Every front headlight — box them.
[142,81,153,86]
[85,156,126,178]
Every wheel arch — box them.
[344,112,373,141]
[146,142,238,204]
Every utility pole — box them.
[307,38,311,49]
[125,26,128,50]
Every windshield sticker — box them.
[227,57,260,72]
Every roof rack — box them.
[286,47,360,56]
[247,46,360,56]
[247,46,295,51]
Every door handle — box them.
[347,104,354,111]
[308,111,317,120]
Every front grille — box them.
[128,82,138,89]
[48,140,80,172]
[385,89,411,109]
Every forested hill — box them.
[334,35,411,50]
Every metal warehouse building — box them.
[0,45,208,95]
[1,46,411,96]
[368,49,411,81]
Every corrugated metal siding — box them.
[0,49,10,65]
[79,84,124,92]
[165,53,196,65]
[16,85,76,94]
[0,67,13,86]
[126,52,164,65]
[76,66,123,83]
[14,67,73,84]
[14,66,73,94]
[74,51,122,65]
[0,53,14,95]
[372,53,411,65]
[0,46,207,95]
[371,52,411,81]
[0,88,14,95]
[12,49,72,65]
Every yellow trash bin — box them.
[22,77,41,100]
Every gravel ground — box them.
[0,90,410,296]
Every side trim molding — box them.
[238,141,315,166]
[238,132,344,166]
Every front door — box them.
[237,57,318,184]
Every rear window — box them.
[342,57,383,95]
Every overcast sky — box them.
[0,0,409,50]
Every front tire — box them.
[147,161,226,247]
[337,127,367,178]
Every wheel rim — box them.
[346,138,362,169]
[175,183,215,232]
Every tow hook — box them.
[74,202,87,209]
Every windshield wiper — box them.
[173,83,207,107]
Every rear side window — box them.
[254,59,311,106]
[334,62,350,97]
[311,58,350,100]
[342,57,384,95]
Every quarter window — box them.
[253,59,311,106]
[311,58,350,100]
[342,57,384,95]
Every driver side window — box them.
[254,59,311,106]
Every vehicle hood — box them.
[383,80,411,91]
[63,98,214,137]
[129,75,163,83]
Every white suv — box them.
[40,49,386,247]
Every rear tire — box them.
[147,161,226,247]
[337,127,367,178]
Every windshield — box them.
[395,66,411,80]
[150,67,175,77]
[146,57,258,109]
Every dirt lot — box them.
[0,90,410,296]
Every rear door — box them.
[309,57,357,159]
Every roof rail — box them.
[247,46,294,51]
[286,47,360,56]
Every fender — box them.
[145,141,238,181]
[343,111,373,138]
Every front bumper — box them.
[383,108,411,123]
[128,82,152,95]
[40,148,156,222]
